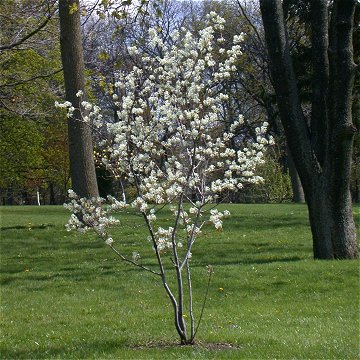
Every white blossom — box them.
[62,12,272,279]
[132,251,141,261]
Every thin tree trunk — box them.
[7,188,14,205]
[49,182,56,204]
[58,0,98,198]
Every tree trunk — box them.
[58,0,98,198]
[307,176,358,259]
[49,182,56,205]
[353,178,360,203]
[287,145,305,203]
[259,0,358,259]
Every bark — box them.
[259,0,358,259]
[310,0,329,166]
[308,176,358,259]
[58,0,99,198]
[49,183,56,205]
[287,146,305,203]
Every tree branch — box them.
[109,244,161,276]
[310,0,330,166]
[259,0,317,190]
[0,10,55,51]
[0,68,63,88]
[236,0,265,50]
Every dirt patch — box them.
[130,340,241,351]
[198,342,240,350]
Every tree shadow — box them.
[227,217,309,232]
[0,339,128,359]
[0,338,242,359]
[0,224,55,231]
[192,255,303,268]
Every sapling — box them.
[58,12,272,345]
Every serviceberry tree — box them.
[59,12,272,344]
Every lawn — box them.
[0,204,359,359]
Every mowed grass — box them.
[0,204,359,359]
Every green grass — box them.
[0,204,359,359]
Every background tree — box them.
[233,0,306,202]
[0,0,69,204]
[259,0,358,259]
[59,0,99,198]
[351,2,359,203]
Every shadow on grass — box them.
[242,256,303,265]
[0,339,241,359]
[0,270,104,286]
[0,339,128,359]
[191,256,303,268]
[0,250,305,288]
[227,217,309,232]
[0,263,155,287]
[0,224,55,231]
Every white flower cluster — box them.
[60,13,273,259]
[55,91,102,125]
[132,197,148,213]
[64,190,123,243]
[95,18,268,206]
[154,226,175,251]
[209,209,231,230]
[55,100,74,118]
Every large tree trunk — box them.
[58,0,99,198]
[287,146,305,203]
[259,0,358,259]
[307,177,358,259]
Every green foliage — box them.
[41,118,70,188]
[0,0,69,203]
[124,185,138,202]
[0,113,70,203]
[0,204,358,358]
[0,117,44,189]
[239,147,293,203]
[69,2,79,15]
[256,149,293,203]
[1,47,62,114]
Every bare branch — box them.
[0,68,63,88]
[0,8,56,51]
[236,0,265,49]
[109,244,161,276]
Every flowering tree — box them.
[59,12,272,345]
